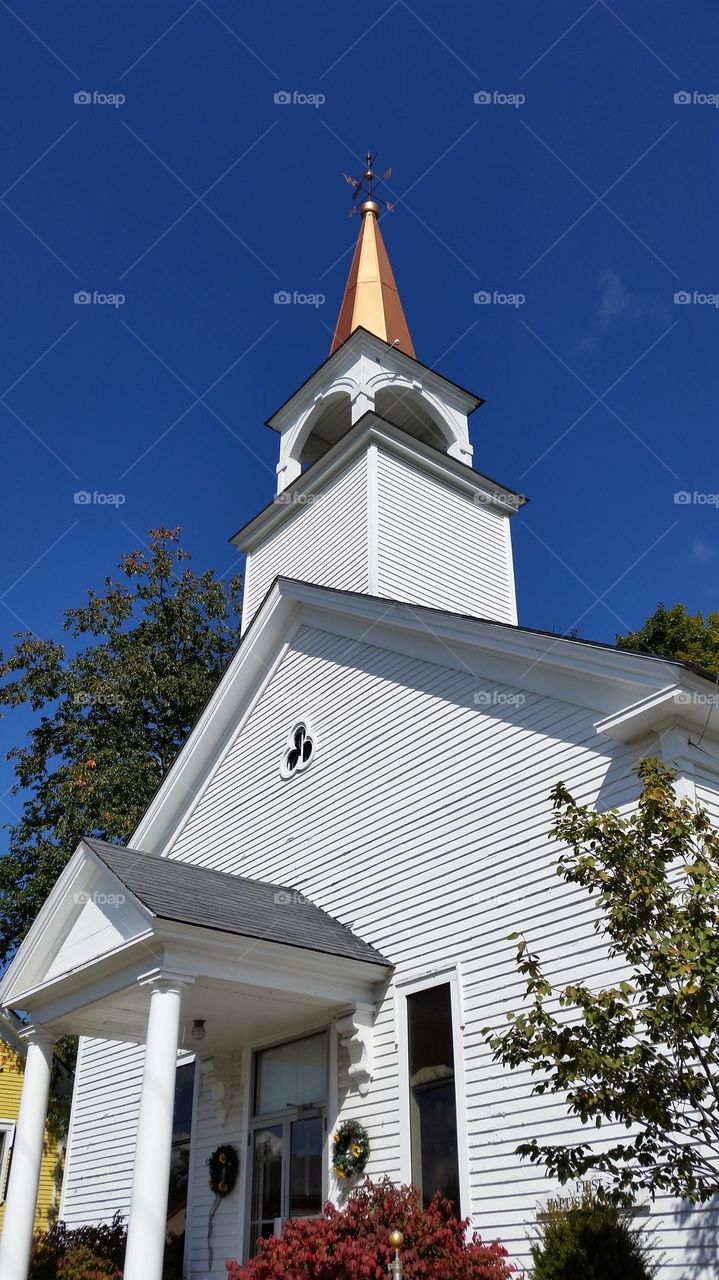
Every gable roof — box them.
[292,580,715,682]
[84,839,390,968]
[130,575,719,859]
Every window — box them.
[248,1032,327,1256]
[280,723,315,778]
[254,1031,327,1115]
[167,1062,195,1239]
[0,1121,14,1203]
[406,983,460,1210]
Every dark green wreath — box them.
[208,1143,239,1197]
[332,1118,370,1180]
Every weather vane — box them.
[343,151,395,216]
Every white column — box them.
[0,1029,54,1280]
[124,977,187,1280]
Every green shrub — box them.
[530,1186,661,1280]
[29,1216,184,1280]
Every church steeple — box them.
[233,160,525,636]
[330,156,414,357]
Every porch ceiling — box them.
[49,968,358,1053]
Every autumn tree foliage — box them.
[226,1180,514,1280]
[489,759,719,1204]
[0,527,242,966]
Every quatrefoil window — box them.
[280,722,315,779]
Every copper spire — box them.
[330,154,415,357]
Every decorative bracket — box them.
[336,1004,375,1096]
[199,1054,232,1124]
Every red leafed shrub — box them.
[226,1179,515,1280]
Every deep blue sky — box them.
[1,1,718,827]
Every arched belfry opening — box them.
[373,385,451,453]
[299,393,353,467]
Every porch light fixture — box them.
[191,1019,206,1042]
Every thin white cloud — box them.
[691,536,716,565]
[573,267,670,354]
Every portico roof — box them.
[84,839,390,967]
[0,837,391,1049]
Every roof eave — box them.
[231,414,526,552]
[265,327,484,432]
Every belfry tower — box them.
[233,156,525,633]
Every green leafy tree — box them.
[0,528,242,967]
[616,603,719,676]
[488,759,719,1203]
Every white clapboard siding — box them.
[375,448,516,623]
[60,1036,145,1225]
[65,622,719,1275]
[242,451,369,629]
[187,1053,244,1279]
[166,622,717,1274]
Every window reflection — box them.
[407,984,460,1210]
[254,1032,327,1115]
[290,1116,323,1217]
[251,1124,284,1247]
[167,1062,196,1246]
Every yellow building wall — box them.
[0,1040,63,1234]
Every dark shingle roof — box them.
[84,839,390,968]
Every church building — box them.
[1,166,718,1280]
